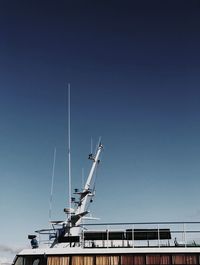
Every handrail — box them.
[35,221,200,248]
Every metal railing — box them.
[80,221,200,248]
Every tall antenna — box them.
[68,83,72,221]
[82,168,85,189]
[90,137,93,154]
[49,147,56,223]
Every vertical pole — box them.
[184,223,187,247]
[107,226,109,248]
[82,226,85,248]
[91,137,93,154]
[132,225,134,248]
[49,147,56,223]
[158,224,160,248]
[82,168,84,189]
[68,83,71,222]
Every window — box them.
[14,257,24,265]
[121,255,134,265]
[146,255,171,264]
[71,256,93,265]
[133,255,145,265]
[48,257,69,265]
[14,256,47,265]
[121,255,145,265]
[96,256,119,265]
[32,259,40,265]
[172,254,198,264]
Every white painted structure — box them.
[13,143,200,265]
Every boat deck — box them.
[37,221,200,249]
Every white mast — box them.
[83,143,102,192]
[64,85,103,236]
[68,84,72,221]
[68,143,103,236]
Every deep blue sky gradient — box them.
[1,0,200,262]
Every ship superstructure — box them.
[13,143,200,265]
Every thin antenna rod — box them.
[68,83,72,221]
[49,147,57,222]
[82,168,84,189]
[96,136,102,152]
[91,137,93,154]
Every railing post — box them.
[158,224,160,248]
[183,223,187,248]
[107,226,109,248]
[132,225,134,248]
[82,226,84,248]
[39,233,41,246]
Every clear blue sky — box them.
[1,0,200,263]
